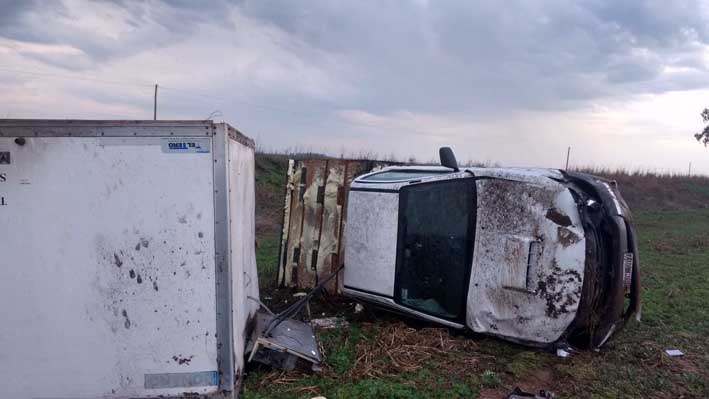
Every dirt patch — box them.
[479,368,557,399]
[557,226,581,246]
[172,354,194,365]
[574,168,709,211]
[536,264,582,318]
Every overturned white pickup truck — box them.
[343,148,640,350]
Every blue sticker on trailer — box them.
[144,370,219,389]
[161,138,210,154]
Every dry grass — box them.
[572,166,709,211]
[256,152,709,214]
[247,319,490,398]
[348,322,479,379]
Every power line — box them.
[152,85,438,135]
[159,85,322,117]
[153,84,158,120]
[0,65,335,116]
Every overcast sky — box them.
[1,0,709,173]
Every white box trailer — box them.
[0,120,259,398]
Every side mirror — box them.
[439,147,459,172]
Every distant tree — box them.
[695,108,709,146]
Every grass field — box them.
[244,209,709,399]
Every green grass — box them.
[245,209,709,398]
[256,235,280,290]
[255,154,288,192]
[254,154,289,236]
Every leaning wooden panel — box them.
[278,159,401,291]
[297,160,328,289]
[315,161,346,292]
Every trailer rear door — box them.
[0,135,219,398]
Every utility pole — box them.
[565,146,571,170]
[688,162,692,176]
[153,84,158,120]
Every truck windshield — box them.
[395,178,476,320]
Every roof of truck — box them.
[0,119,255,148]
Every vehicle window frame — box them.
[392,177,477,323]
[357,169,453,183]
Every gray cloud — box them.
[3,0,708,113]
[233,0,709,114]
[0,0,237,69]
[2,0,709,173]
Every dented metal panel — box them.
[227,131,260,387]
[466,178,586,344]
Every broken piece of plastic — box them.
[506,387,555,399]
[665,349,684,357]
[556,348,570,358]
[311,317,349,329]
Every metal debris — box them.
[506,387,555,399]
[247,311,321,371]
[247,266,343,371]
[555,343,577,358]
[310,317,349,329]
[665,349,684,357]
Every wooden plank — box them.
[277,160,295,287]
[315,160,346,293]
[282,162,305,287]
[297,160,328,289]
